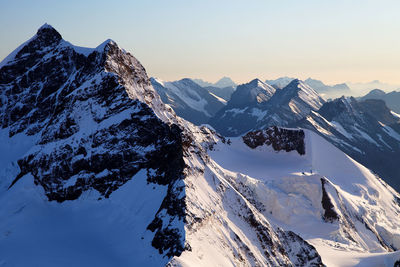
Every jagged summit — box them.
[95,38,118,52]
[285,78,310,91]
[1,24,119,69]
[208,78,324,136]
[266,78,325,112]
[227,78,275,107]
[248,78,264,86]
[0,25,169,121]
[35,23,62,44]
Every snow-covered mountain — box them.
[266,77,351,98]
[204,127,400,267]
[304,78,350,98]
[210,79,324,136]
[2,24,400,267]
[202,85,235,102]
[190,76,236,101]
[359,89,400,113]
[266,76,295,89]
[150,77,226,125]
[255,79,325,128]
[0,24,321,267]
[208,79,276,136]
[297,96,400,191]
[209,79,400,193]
[0,24,186,265]
[347,80,400,96]
[192,76,236,88]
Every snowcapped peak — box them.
[285,79,319,95]
[286,78,302,87]
[271,79,325,111]
[227,78,276,107]
[244,78,276,98]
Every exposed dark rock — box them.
[278,230,325,267]
[320,178,339,222]
[243,126,305,155]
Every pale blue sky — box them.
[1,0,399,84]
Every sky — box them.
[1,0,400,85]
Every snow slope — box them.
[0,170,172,267]
[201,128,400,266]
[298,96,400,191]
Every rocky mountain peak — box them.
[271,79,325,110]
[36,23,62,42]
[317,96,358,121]
[285,78,308,92]
[228,78,275,107]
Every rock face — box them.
[242,127,305,155]
[2,24,183,202]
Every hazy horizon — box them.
[1,0,400,87]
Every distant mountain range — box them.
[151,78,226,125]
[191,76,236,88]
[151,76,400,192]
[298,96,400,190]
[209,79,325,136]
[348,80,400,95]
[358,89,400,113]
[266,77,351,98]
